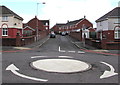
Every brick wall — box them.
[106,42,120,50]
[85,38,101,49]
[2,38,16,46]
[69,31,82,41]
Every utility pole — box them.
[36,2,45,41]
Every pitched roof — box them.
[55,23,66,27]
[96,7,120,22]
[0,5,23,20]
[66,18,84,25]
[27,17,45,31]
[54,18,84,27]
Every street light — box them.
[36,2,46,41]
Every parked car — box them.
[50,31,56,38]
[61,32,66,36]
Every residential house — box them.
[96,7,120,49]
[51,23,66,34]
[41,20,50,34]
[0,6,23,38]
[23,23,35,37]
[23,16,49,40]
[0,6,24,46]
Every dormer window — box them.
[2,16,8,21]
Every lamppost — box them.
[36,2,45,41]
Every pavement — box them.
[66,35,120,56]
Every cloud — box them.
[38,0,116,28]
[3,0,118,28]
[1,0,40,3]
[20,14,35,23]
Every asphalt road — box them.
[2,35,118,84]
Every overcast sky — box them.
[1,0,120,28]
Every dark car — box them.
[50,31,56,38]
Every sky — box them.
[0,0,120,28]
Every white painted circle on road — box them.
[31,59,91,73]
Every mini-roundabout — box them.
[31,56,92,74]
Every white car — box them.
[50,31,56,38]
[61,32,66,36]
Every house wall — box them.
[0,16,23,38]
[0,16,22,28]
[52,25,59,34]
[96,20,108,31]
[2,28,22,38]
[0,16,13,27]
[96,17,120,49]
[77,19,93,30]
[70,31,82,41]
[108,18,120,30]
[13,17,23,28]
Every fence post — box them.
[16,33,21,46]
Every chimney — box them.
[35,16,37,19]
[84,15,86,19]
[67,20,69,23]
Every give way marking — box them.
[59,46,85,53]
[100,61,118,79]
[6,64,48,82]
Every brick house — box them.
[23,16,49,40]
[0,6,49,46]
[52,23,66,34]
[0,6,23,38]
[23,24,35,37]
[52,17,93,41]
[96,7,120,49]
[41,20,50,34]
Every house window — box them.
[114,27,120,39]
[45,23,48,26]
[2,16,8,21]
[2,28,8,36]
[46,27,48,30]
[23,30,32,37]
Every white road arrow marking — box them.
[6,64,48,82]
[100,61,118,79]
[59,46,61,52]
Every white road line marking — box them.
[59,46,61,52]
[31,56,48,59]
[68,51,75,53]
[6,64,48,82]
[58,56,73,58]
[59,50,66,52]
[100,61,118,79]
[78,51,85,54]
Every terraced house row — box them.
[0,6,50,46]
[52,17,96,40]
